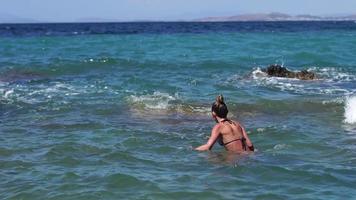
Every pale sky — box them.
[1,0,356,22]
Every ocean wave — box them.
[273,144,290,150]
[126,91,211,116]
[308,67,356,82]
[344,96,356,124]
[128,92,178,110]
[0,80,115,108]
[321,97,345,105]
[250,67,268,79]
[1,82,76,104]
[246,67,356,95]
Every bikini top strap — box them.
[220,118,231,123]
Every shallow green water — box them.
[1,23,356,199]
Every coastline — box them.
[1,12,356,24]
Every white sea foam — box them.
[128,92,178,110]
[273,144,289,150]
[0,81,90,105]
[308,67,356,82]
[186,105,210,113]
[344,96,356,124]
[256,128,266,133]
[251,67,267,79]
[322,97,344,105]
[127,92,211,116]
[27,82,80,97]
[247,67,356,95]
[4,89,13,98]
[251,73,306,93]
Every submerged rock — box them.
[262,64,316,80]
[0,69,46,83]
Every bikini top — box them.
[218,119,247,150]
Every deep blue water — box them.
[1,21,356,36]
[1,22,356,199]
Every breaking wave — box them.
[128,92,179,110]
[126,91,210,115]
[246,67,356,95]
[344,96,356,124]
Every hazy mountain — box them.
[196,12,356,22]
[2,12,356,23]
[75,17,122,23]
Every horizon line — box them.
[1,12,356,24]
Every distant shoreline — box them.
[1,12,356,24]
[195,12,356,22]
[1,20,356,25]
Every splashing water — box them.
[128,92,178,110]
[1,22,356,200]
[344,96,356,124]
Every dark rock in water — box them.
[295,69,316,80]
[262,64,316,80]
[262,64,293,78]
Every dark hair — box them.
[211,95,228,118]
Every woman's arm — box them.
[195,125,220,151]
[240,124,254,151]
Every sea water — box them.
[1,22,356,199]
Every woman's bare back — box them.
[219,120,249,152]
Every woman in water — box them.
[195,95,254,152]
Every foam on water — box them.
[344,96,356,124]
[247,67,356,95]
[251,67,267,79]
[3,89,14,98]
[310,67,356,82]
[322,97,345,105]
[126,91,211,117]
[128,92,178,110]
[2,22,356,200]
[0,81,108,107]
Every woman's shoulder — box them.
[230,119,242,128]
[213,122,226,132]
[227,118,238,124]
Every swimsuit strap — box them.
[219,118,231,123]
[223,138,243,146]
[242,137,247,151]
[219,119,247,150]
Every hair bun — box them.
[216,95,224,104]
[212,94,228,118]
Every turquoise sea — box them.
[1,22,356,199]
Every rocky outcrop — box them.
[262,64,316,80]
